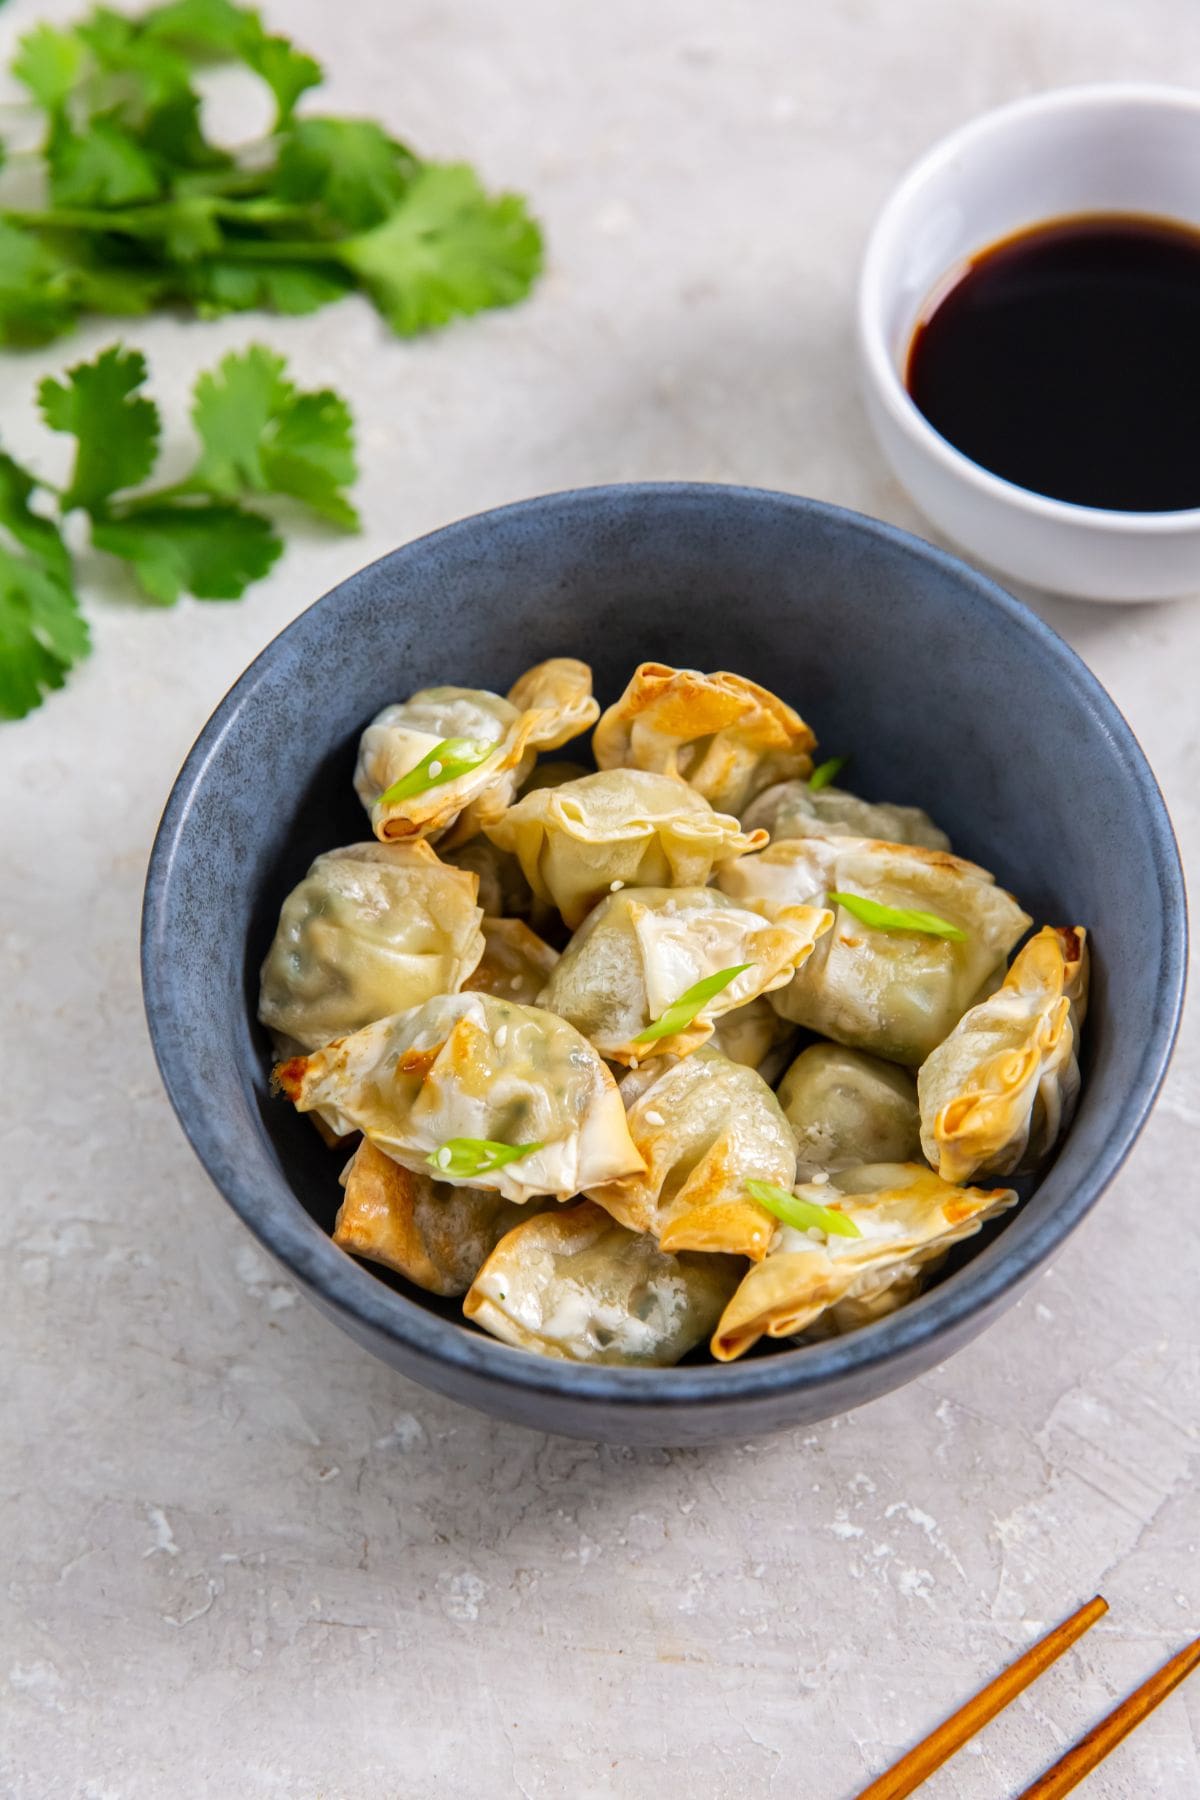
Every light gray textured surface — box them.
[3,0,1198,1795]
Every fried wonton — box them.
[355,658,599,846]
[718,837,1031,1064]
[742,780,950,851]
[918,925,1089,1184]
[708,995,797,1083]
[334,1138,539,1296]
[593,662,816,813]
[274,992,644,1203]
[712,1163,1017,1360]
[778,1043,922,1174]
[538,884,833,1064]
[485,767,766,929]
[441,835,534,919]
[586,1048,796,1259]
[257,839,485,1052]
[464,1202,742,1365]
[462,917,560,1005]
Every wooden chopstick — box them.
[853,1595,1108,1800]
[1015,1631,1200,1798]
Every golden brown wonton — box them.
[593,662,816,813]
[355,658,599,846]
[719,836,1031,1064]
[712,1163,1017,1361]
[538,884,832,1063]
[464,1202,742,1365]
[274,992,644,1204]
[462,917,560,1005]
[334,1138,537,1296]
[485,767,766,929]
[257,839,484,1052]
[918,925,1089,1184]
[586,1048,796,1260]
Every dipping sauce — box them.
[905,213,1200,512]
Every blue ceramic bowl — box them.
[141,485,1186,1446]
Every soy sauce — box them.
[905,213,1200,511]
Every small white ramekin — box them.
[858,84,1200,603]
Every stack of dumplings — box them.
[261,657,1088,1368]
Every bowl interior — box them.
[143,485,1185,1406]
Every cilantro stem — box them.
[203,236,346,262]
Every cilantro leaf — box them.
[12,23,87,114]
[190,345,359,525]
[338,162,544,334]
[248,34,322,124]
[76,8,195,118]
[38,346,160,514]
[0,457,90,720]
[91,501,282,604]
[183,257,353,317]
[274,117,418,230]
[140,0,262,56]
[0,222,80,346]
[0,560,90,720]
[48,118,163,209]
[0,452,73,585]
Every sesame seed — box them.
[435,1147,452,1169]
[509,976,523,991]
[427,760,443,778]
[610,879,625,891]
[807,1226,826,1242]
[644,1109,665,1127]
[495,1025,509,1048]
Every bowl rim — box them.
[141,481,1188,1414]
[858,81,1200,534]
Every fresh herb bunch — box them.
[1,0,544,345]
[1,341,358,718]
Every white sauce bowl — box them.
[858,84,1200,602]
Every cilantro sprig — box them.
[0,342,358,717]
[0,1,542,347]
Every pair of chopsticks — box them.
[855,1595,1200,1798]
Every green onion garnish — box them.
[377,737,496,808]
[828,891,966,942]
[746,1178,863,1239]
[631,963,753,1046]
[809,755,848,792]
[427,1137,543,1178]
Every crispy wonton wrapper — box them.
[355,658,599,846]
[918,925,1089,1184]
[258,839,485,1052]
[593,663,816,813]
[334,1138,541,1296]
[712,1162,1017,1361]
[464,1201,743,1365]
[485,767,766,929]
[719,836,1031,1065]
[538,884,833,1064]
[462,916,560,1005]
[586,1048,795,1260]
[742,779,950,851]
[275,992,644,1204]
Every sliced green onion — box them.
[427,1137,543,1178]
[632,963,753,1046]
[808,755,848,792]
[828,891,966,942]
[746,1178,862,1239]
[377,736,496,808]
